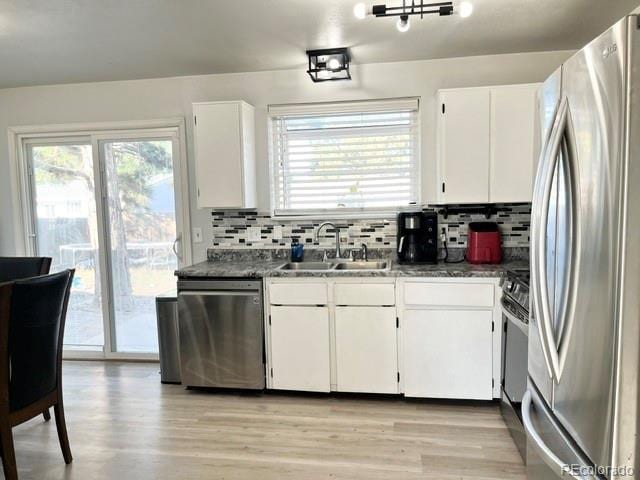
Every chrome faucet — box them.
[315,222,342,259]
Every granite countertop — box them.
[175,258,528,279]
[176,259,284,279]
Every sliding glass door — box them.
[28,142,105,350]
[23,126,187,358]
[101,138,178,353]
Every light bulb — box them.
[396,15,410,33]
[353,2,367,20]
[327,58,341,70]
[459,1,473,18]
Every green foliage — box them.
[108,141,172,213]
[33,145,91,184]
[33,141,172,213]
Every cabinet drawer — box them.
[269,283,328,305]
[404,282,494,307]
[334,283,395,306]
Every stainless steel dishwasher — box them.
[177,279,265,389]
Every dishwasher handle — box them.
[178,279,262,292]
[179,290,260,297]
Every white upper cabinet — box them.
[437,84,540,204]
[193,101,256,209]
[437,88,491,204]
[490,84,539,203]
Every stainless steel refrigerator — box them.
[526,14,640,480]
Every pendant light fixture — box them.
[396,14,410,32]
[354,1,473,32]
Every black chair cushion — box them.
[0,257,52,283]
[8,270,72,412]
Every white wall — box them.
[0,50,571,262]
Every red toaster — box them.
[467,222,502,264]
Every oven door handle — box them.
[501,298,529,336]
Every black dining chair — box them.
[0,256,54,422]
[0,257,52,283]
[0,270,74,480]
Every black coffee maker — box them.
[397,212,438,264]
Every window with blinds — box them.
[269,98,420,217]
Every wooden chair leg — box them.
[43,408,51,422]
[0,421,18,480]
[54,402,72,464]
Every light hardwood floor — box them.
[9,362,525,480]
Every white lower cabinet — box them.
[266,278,499,399]
[335,307,398,394]
[402,308,494,400]
[269,306,331,392]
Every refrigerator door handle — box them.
[531,98,567,381]
[531,151,555,378]
[522,389,584,479]
[537,100,581,382]
[537,98,575,382]
[552,137,572,349]
[554,108,582,380]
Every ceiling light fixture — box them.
[369,1,454,31]
[396,15,410,32]
[306,48,351,83]
[353,2,368,19]
[327,58,342,70]
[459,1,473,18]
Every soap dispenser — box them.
[290,237,304,262]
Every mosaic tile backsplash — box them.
[210,203,531,250]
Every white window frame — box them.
[7,118,191,361]
[268,98,421,219]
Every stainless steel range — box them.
[500,268,530,461]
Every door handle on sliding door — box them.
[172,234,183,261]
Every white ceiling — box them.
[0,0,638,88]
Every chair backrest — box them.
[0,257,52,283]
[0,270,74,413]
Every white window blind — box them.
[269,98,420,217]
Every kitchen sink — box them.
[278,262,334,271]
[333,261,388,270]
[278,260,389,271]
